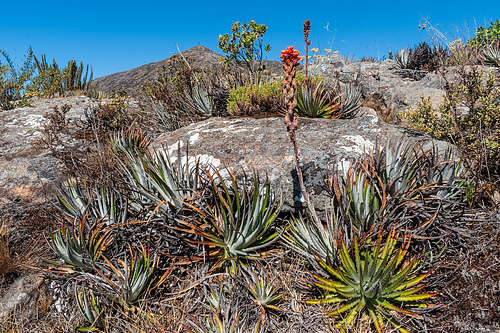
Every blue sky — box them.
[1,1,498,78]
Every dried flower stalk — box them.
[303,20,311,80]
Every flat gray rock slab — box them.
[153,115,454,212]
[0,96,94,214]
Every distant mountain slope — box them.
[93,45,283,96]
[93,45,221,96]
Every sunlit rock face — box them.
[0,96,93,214]
[153,115,455,212]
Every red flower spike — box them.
[280,46,300,63]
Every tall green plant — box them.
[28,54,93,97]
[218,20,271,79]
[0,47,34,109]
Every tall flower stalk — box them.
[281,46,321,227]
[303,20,311,80]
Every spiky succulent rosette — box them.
[176,168,281,272]
[307,228,438,333]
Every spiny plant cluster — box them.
[45,127,465,332]
[41,23,470,333]
[393,42,446,72]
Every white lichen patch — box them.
[231,128,249,134]
[189,132,200,145]
[162,149,223,174]
[166,140,184,157]
[4,114,45,130]
[192,121,211,131]
[199,124,239,134]
[334,159,352,175]
[196,154,222,169]
[340,135,374,155]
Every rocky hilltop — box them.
[93,45,283,96]
[93,46,221,95]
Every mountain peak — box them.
[93,45,220,95]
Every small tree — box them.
[218,20,271,79]
[468,19,500,48]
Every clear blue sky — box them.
[1,1,498,78]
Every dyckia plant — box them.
[178,169,280,272]
[295,80,342,119]
[283,211,342,262]
[242,268,282,323]
[100,245,158,306]
[75,287,103,332]
[116,138,202,214]
[49,217,112,272]
[189,284,251,333]
[55,181,128,226]
[308,228,437,333]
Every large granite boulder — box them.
[152,115,455,212]
[0,96,94,215]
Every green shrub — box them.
[218,20,271,77]
[227,80,283,116]
[468,19,500,47]
[403,67,499,193]
[0,47,34,110]
[27,54,93,97]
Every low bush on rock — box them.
[403,66,499,201]
[35,96,142,188]
[144,56,229,131]
[227,80,284,116]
